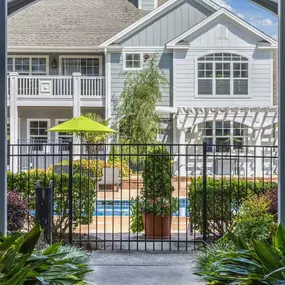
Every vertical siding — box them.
[142,0,155,10]
[119,0,212,46]
[184,19,260,46]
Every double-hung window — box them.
[201,121,247,153]
[55,119,73,152]
[28,120,49,151]
[197,53,249,96]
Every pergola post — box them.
[278,0,285,226]
[0,0,7,236]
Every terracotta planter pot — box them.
[143,213,172,239]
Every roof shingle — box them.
[8,0,158,47]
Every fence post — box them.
[35,180,53,244]
[202,142,207,242]
[68,141,73,244]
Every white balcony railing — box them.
[8,73,105,99]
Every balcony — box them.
[8,72,106,107]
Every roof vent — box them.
[218,25,228,39]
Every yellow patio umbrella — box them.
[47,115,116,134]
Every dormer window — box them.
[197,53,249,97]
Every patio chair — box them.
[97,168,121,192]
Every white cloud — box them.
[258,18,274,27]
[212,0,233,11]
[237,13,244,19]
[272,34,278,40]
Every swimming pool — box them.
[93,199,189,217]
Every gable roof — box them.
[8,0,162,48]
[99,0,220,47]
[166,8,277,48]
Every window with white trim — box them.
[29,120,48,151]
[7,57,47,75]
[197,53,249,96]
[61,58,100,76]
[201,121,248,152]
[124,53,142,69]
[55,120,73,152]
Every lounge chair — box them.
[97,168,121,192]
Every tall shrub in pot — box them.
[139,147,178,239]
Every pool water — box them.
[93,199,189,217]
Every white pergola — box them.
[0,0,283,235]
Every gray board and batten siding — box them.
[118,0,213,47]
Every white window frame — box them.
[195,53,251,98]
[201,120,248,153]
[54,119,73,153]
[123,52,143,71]
[8,56,49,75]
[59,55,103,76]
[27,119,51,153]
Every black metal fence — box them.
[7,142,278,251]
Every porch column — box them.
[178,129,187,177]
[255,130,263,178]
[9,72,19,173]
[72,73,81,158]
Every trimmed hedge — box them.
[7,169,96,236]
[48,159,130,178]
[187,177,277,236]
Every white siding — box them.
[173,18,273,107]
[184,18,261,47]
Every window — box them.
[124,53,142,69]
[197,53,249,96]
[7,57,47,75]
[55,120,73,152]
[28,120,49,151]
[201,121,247,152]
[7,58,13,74]
[61,58,101,76]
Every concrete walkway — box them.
[87,252,205,285]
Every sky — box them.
[213,0,278,39]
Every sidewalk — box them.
[87,251,205,285]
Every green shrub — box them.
[233,194,277,243]
[130,147,178,233]
[7,169,96,236]
[49,158,130,178]
[187,177,277,236]
[0,223,92,285]
[196,224,285,284]
[196,238,236,272]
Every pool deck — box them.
[87,251,205,285]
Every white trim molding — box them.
[123,52,143,71]
[166,8,277,48]
[26,118,51,149]
[99,0,219,47]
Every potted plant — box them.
[133,147,178,239]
